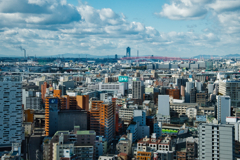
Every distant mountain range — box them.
[51,53,240,59]
[53,53,120,58]
[1,53,240,59]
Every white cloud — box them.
[218,12,240,33]
[208,0,240,13]
[156,0,211,20]
[0,0,239,57]
[0,0,81,26]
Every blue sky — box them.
[0,0,240,57]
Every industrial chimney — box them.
[24,49,26,59]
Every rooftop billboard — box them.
[119,76,128,82]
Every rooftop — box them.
[77,130,96,135]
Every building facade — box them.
[0,76,23,147]
[216,96,231,124]
[198,123,234,160]
[132,81,144,100]
[90,101,114,143]
[219,80,240,107]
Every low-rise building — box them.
[116,134,132,155]
[170,103,198,117]
[43,126,96,160]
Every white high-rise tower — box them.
[0,76,23,147]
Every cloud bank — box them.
[0,0,239,57]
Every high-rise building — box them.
[76,95,89,111]
[90,101,114,142]
[198,123,235,160]
[45,96,87,136]
[126,47,131,57]
[132,81,144,100]
[41,81,48,104]
[158,95,170,116]
[176,78,188,93]
[206,61,213,71]
[185,82,195,103]
[45,97,59,136]
[219,80,240,107]
[0,76,23,147]
[190,88,196,103]
[216,96,231,124]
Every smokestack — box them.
[24,49,26,59]
[18,46,26,59]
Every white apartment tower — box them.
[198,123,235,160]
[0,76,23,146]
[216,96,231,124]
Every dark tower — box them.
[126,47,131,57]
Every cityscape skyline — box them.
[1,49,240,159]
[0,0,240,57]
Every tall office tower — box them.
[198,123,235,160]
[132,81,144,100]
[76,95,89,111]
[0,76,23,147]
[219,80,240,107]
[45,97,59,136]
[126,47,131,57]
[41,81,48,104]
[185,82,194,103]
[216,96,231,124]
[158,95,170,116]
[115,54,118,59]
[90,101,114,142]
